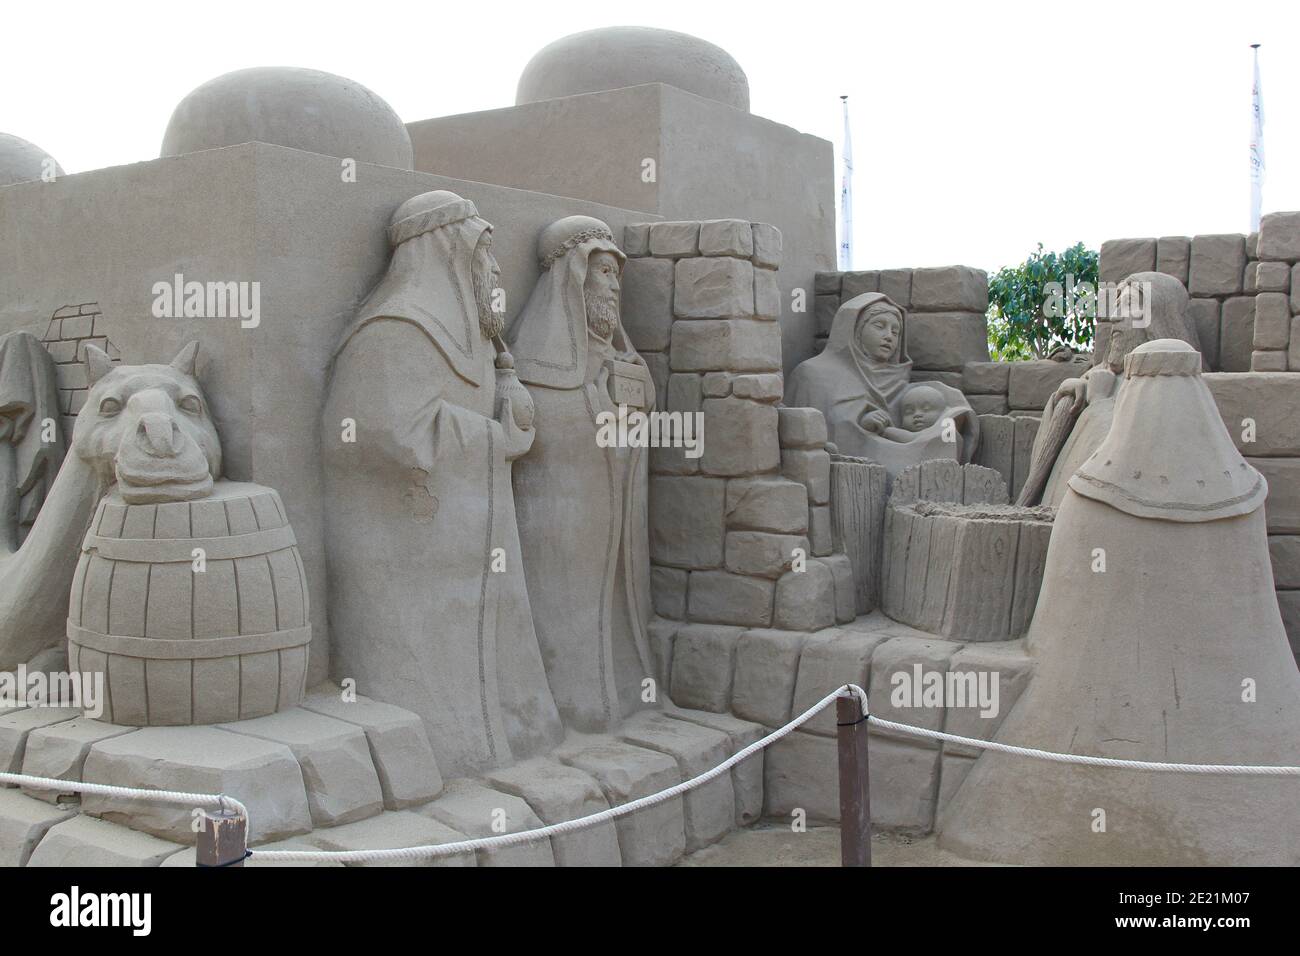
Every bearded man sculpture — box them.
[1017,272,1201,507]
[508,216,657,732]
[322,190,563,778]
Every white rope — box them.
[253,685,868,863]
[865,715,1300,776]
[9,678,1296,867]
[0,770,250,816]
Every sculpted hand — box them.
[859,409,892,434]
[496,395,535,461]
[1053,377,1087,414]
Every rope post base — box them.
[197,808,247,868]
[837,691,871,867]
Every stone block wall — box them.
[959,356,1088,418]
[39,303,120,440]
[1099,214,1300,373]
[647,614,1035,833]
[812,266,990,385]
[1206,372,1300,662]
[625,220,855,633]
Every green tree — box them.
[987,242,1099,361]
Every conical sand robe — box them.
[938,340,1300,865]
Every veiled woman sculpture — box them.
[785,291,978,478]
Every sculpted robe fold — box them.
[509,218,656,732]
[322,192,562,779]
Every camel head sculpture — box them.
[76,341,222,503]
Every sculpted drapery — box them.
[786,291,978,476]
[508,215,657,732]
[322,190,563,779]
[1021,272,1201,507]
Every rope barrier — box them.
[0,770,249,817]
[253,685,867,863]
[865,715,1300,776]
[6,679,1298,866]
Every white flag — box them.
[1250,45,1265,233]
[839,96,853,270]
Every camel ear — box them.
[84,344,114,385]
[170,341,200,377]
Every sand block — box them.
[791,629,888,737]
[616,711,735,851]
[421,778,555,867]
[28,814,182,867]
[731,628,806,727]
[219,707,384,827]
[301,688,443,809]
[0,708,81,778]
[0,789,78,866]
[81,725,312,844]
[664,707,766,826]
[555,736,686,866]
[485,759,622,867]
[20,718,136,804]
[307,810,475,867]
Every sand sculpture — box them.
[0,331,64,553]
[0,26,1296,869]
[0,343,222,671]
[1017,272,1200,506]
[321,190,563,780]
[940,340,1300,864]
[786,292,978,478]
[509,215,657,732]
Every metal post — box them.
[837,690,872,867]
[196,808,247,868]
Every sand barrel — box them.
[67,481,310,726]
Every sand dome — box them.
[517,27,749,112]
[0,133,64,186]
[161,67,413,169]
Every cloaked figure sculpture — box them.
[322,190,563,778]
[785,292,977,478]
[509,216,657,731]
[939,339,1300,865]
[0,330,64,554]
[1017,272,1200,507]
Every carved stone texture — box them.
[1253,293,1291,350]
[1189,233,1246,296]
[909,266,988,313]
[1099,238,1156,284]
[829,458,888,614]
[1155,236,1191,286]
[881,498,1052,642]
[68,481,310,726]
[1258,210,1300,261]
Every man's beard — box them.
[472,257,504,340]
[586,293,619,341]
[476,281,505,340]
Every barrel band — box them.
[82,524,297,563]
[67,622,311,660]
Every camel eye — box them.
[179,395,202,415]
[98,397,122,416]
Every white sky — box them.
[4,0,1298,272]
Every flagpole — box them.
[1250,44,1264,233]
[839,95,853,270]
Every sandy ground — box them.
[676,823,1008,867]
